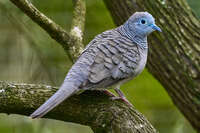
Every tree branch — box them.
[9,0,85,60]
[69,0,86,61]
[0,2,56,84]
[0,81,157,133]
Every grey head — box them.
[122,12,161,46]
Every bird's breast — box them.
[134,48,148,76]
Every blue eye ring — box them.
[140,19,146,24]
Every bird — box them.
[30,12,161,118]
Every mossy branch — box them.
[0,81,157,133]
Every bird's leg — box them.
[112,86,133,107]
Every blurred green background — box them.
[0,0,199,133]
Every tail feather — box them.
[30,83,78,118]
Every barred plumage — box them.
[79,28,143,89]
[30,12,161,118]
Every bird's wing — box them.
[82,30,140,89]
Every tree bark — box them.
[0,81,156,133]
[104,0,200,131]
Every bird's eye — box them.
[141,19,146,24]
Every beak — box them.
[151,24,162,32]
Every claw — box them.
[102,90,116,97]
[112,86,133,107]
[111,96,133,107]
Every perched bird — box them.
[30,12,161,118]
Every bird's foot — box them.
[102,90,116,97]
[112,87,133,107]
[111,96,133,107]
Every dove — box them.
[30,12,161,118]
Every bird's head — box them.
[124,12,161,37]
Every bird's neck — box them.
[118,25,148,49]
